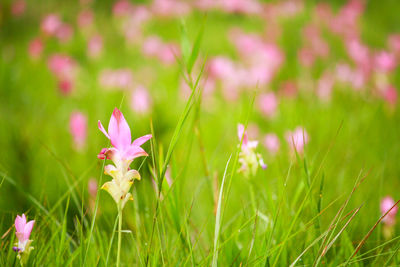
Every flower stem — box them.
[117,205,122,267]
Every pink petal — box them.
[124,145,148,161]
[98,120,110,139]
[108,108,131,151]
[15,214,26,233]
[132,134,152,146]
[23,220,34,241]
[237,124,248,145]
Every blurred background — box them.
[1,0,400,264]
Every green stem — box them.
[249,182,257,214]
[117,205,122,267]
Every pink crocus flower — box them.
[263,133,280,154]
[13,214,35,254]
[257,92,278,118]
[381,196,398,226]
[28,38,43,60]
[285,126,309,154]
[69,111,88,150]
[130,86,152,114]
[237,124,266,177]
[98,108,152,164]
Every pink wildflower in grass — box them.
[28,38,43,60]
[48,54,77,95]
[13,214,35,264]
[11,0,26,17]
[285,126,309,155]
[88,34,103,59]
[280,80,298,98]
[257,92,278,118]
[381,196,398,226]
[98,108,152,208]
[41,14,62,36]
[298,47,315,67]
[219,0,261,15]
[382,85,398,108]
[151,0,190,17]
[69,111,88,150]
[130,85,152,115]
[388,34,400,57]
[113,0,133,17]
[263,133,280,155]
[237,124,266,177]
[142,36,179,65]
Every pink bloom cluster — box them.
[47,54,77,95]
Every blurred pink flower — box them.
[77,9,94,29]
[285,126,309,154]
[381,196,398,226]
[55,23,74,43]
[48,54,77,94]
[219,0,261,15]
[69,111,88,150]
[113,0,133,17]
[298,47,315,67]
[388,34,400,56]
[130,86,152,114]
[41,14,62,36]
[374,51,397,73]
[11,0,26,17]
[151,0,190,17]
[99,69,133,90]
[13,214,34,253]
[263,133,280,154]
[28,38,43,60]
[317,72,334,101]
[382,85,398,108]
[98,108,152,163]
[88,178,98,198]
[88,34,103,58]
[257,92,278,118]
[142,36,179,64]
[280,80,298,98]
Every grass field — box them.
[1,0,400,266]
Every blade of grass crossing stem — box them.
[180,19,191,68]
[212,155,232,267]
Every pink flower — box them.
[77,9,94,29]
[99,69,133,90]
[28,38,43,60]
[151,0,190,17]
[374,51,397,73]
[263,133,280,154]
[285,126,309,154]
[381,196,398,226]
[88,35,103,58]
[257,92,278,118]
[382,85,398,107]
[88,178,98,198]
[317,72,334,101]
[11,0,26,17]
[13,214,34,252]
[48,54,76,80]
[41,14,62,36]
[98,108,152,163]
[113,0,133,17]
[55,23,74,43]
[388,34,400,56]
[237,124,266,176]
[69,111,88,150]
[130,86,152,114]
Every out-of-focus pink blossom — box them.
[142,36,179,65]
[151,0,190,17]
[382,85,398,108]
[317,72,334,101]
[219,0,261,15]
[28,38,43,60]
[130,86,152,114]
[113,0,133,17]
[298,47,315,67]
[41,14,62,36]
[69,111,88,150]
[388,34,400,56]
[280,80,298,98]
[58,79,74,95]
[77,9,94,29]
[346,38,370,67]
[99,69,133,90]
[285,126,309,154]
[263,133,280,154]
[55,23,74,43]
[88,178,98,197]
[48,54,77,94]
[88,35,103,58]
[381,196,398,226]
[374,51,397,73]
[257,92,278,118]
[335,63,353,83]
[11,0,26,17]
